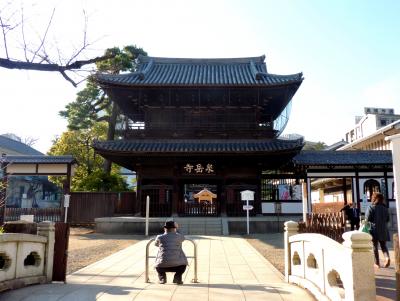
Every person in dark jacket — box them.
[341,203,359,230]
[365,192,390,268]
[154,221,188,284]
[350,202,360,230]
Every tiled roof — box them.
[95,55,303,87]
[3,155,76,164]
[292,150,393,166]
[93,138,304,154]
[0,135,43,155]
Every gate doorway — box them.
[178,183,220,216]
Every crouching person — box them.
[154,221,188,284]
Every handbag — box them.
[359,220,371,234]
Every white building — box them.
[340,107,400,151]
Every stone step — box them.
[176,218,223,235]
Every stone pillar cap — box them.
[342,231,372,249]
[284,221,299,229]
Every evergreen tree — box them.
[59,45,147,174]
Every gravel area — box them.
[244,233,285,274]
[67,227,143,275]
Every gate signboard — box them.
[243,205,254,210]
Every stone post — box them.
[284,221,299,282]
[342,231,376,301]
[37,221,55,282]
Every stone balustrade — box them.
[284,221,376,301]
[0,221,55,292]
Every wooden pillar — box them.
[171,166,179,216]
[384,170,389,206]
[63,163,72,222]
[255,174,262,216]
[343,177,348,205]
[135,167,142,216]
[220,176,227,217]
[1,155,8,224]
[352,178,357,207]
[306,177,312,213]
[355,171,361,209]
[63,164,71,195]
[302,181,308,222]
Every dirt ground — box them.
[245,233,285,274]
[67,227,143,275]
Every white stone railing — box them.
[0,221,55,292]
[284,221,376,301]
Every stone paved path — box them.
[0,236,314,301]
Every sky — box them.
[1,0,400,153]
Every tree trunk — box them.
[103,103,119,175]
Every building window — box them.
[380,120,387,126]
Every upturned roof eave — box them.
[94,77,304,89]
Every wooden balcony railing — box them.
[178,202,219,217]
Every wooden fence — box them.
[0,192,137,225]
[0,207,63,224]
[298,212,346,243]
[68,192,136,224]
[312,202,345,214]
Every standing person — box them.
[154,221,188,284]
[365,192,390,268]
[340,203,354,230]
[350,202,360,230]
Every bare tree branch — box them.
[20,6,29,61]
[59,70,78,87]
[0,14,9,58]
[22,136,38,147]
[0,54,113,71]
[0,4,114,86]
[30,7,55,63]
[67,9,89,65]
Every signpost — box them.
[240,190,254,235]
[145,195,150,236]
[63,194,70,223]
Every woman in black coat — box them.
[365,192,390,268]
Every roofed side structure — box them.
[292,150,392,166]
[0,135,43,156]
